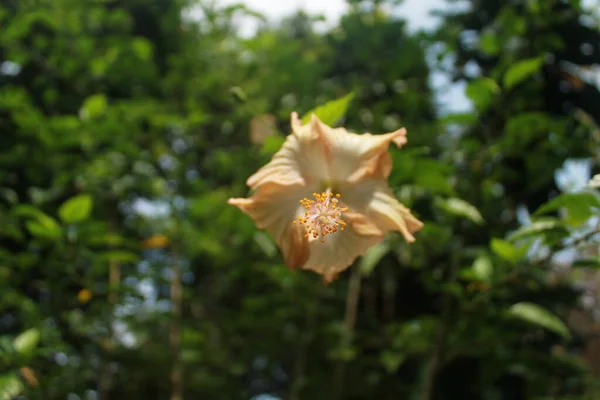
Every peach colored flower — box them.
[228,112,423,283]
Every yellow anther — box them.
[294,192,347,243]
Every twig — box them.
[289,294,319,400]
[98,236,120,400]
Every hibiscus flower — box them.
[228,112,423,283]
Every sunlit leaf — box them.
[533,192,600,226]
[480,31,500,55]
[465,78,499,112]
[260,135,285,156]
[439,112,477,126]
[490,238,521,264]
[59,194,93,224]
[25,214,62,240]
[132,38,152,60]
[507,219,566,241]
[472,256,493,284]
[508,302,570,339]
[380,351,407,373]
[503,56,545,89]
[14,328,40,356]
[436,197,484,225]
[0,373,24,400]
[79,94,107,120]
[230,86,248,103]
[360,242,389,276]
[535,192,600,215]
[301,92,354,126]
[253,231,277,258]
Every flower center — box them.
[294,191,348,243]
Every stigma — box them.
[294,192,348,242]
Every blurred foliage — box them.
[1,0,600,399]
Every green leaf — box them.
[380,351,407,373]
[59,194,93,224]
[25,215,62,240]
[0,373,24,400]
[439,112,477,126]
[328,345,357,362]
[12,204,62,239]
[472,256,493,284]
[132,37,152,60]
[465,78,499,112]
[507,302,570,339]
[253,231,277,258]
[260,135,285,156]
[505,112,551,140]
[79,94,107,120]
[360,243,389,276]
[301,92,354,126]
[230,86,248,103]
[13,328,40,356]
[503,56,545,89]
[86,233,127,247]
[480,31,500,55]
[490,238,521,264]
[436,197,484,225]
[526,0,541,13]
[507,219,566,241]
[413,159,453,195]
[535,192,600,214]
[12,204,47,219]
[533,192,600,226]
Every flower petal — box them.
[301,211,384,283]
[341,179,423,243]
[228,182,317,269]
[246,112,329,189]
[312,115,407,184]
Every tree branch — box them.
[170,262,184,400]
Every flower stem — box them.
[333,264,362,399]
[419,292,452,400]
[420,251,459,400]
